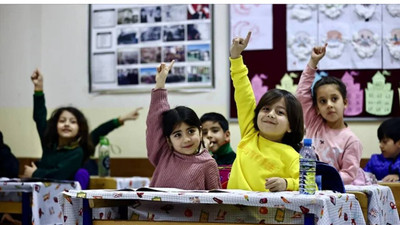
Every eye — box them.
[201,130,207,135]
[277,110,286,115]
[319,99,326,104]
[211,128,219,133]
[262,106,270,112]
[173,133,181,138]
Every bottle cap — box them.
[99,136,110,146]
[303,138,312,146]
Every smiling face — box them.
[57,110,79,145]
[256,98,291,142]
[168,122,201,155]
[379,138,400,159]
[201,121,230,153]
[316,84,347,128]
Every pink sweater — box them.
[146,89,221,190]
[296,65,369,185]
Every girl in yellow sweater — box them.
[228,32,304,192]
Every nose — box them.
[267,110,275,118]
[327,100,334,108]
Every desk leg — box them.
[21,192,31,225]
[83,199,92,225]
[304,214,315,225]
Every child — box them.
[22,69,94,180]
[0,131,19,178]
[200,112,236,166]
[228,32,304,192]
[364,118,400,182]
[146,60,221,190]
[296,44,369,185]
[84,107,143,175]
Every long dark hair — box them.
[162,106,204,149]
[43,107,94,163]
[253,89,304,151]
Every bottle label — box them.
[299,158,316,195]
[102,156,110,170]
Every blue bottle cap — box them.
[303,138,312,146]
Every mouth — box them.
[183,144,194,149]
[263,120,276,125]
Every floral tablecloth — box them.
[345,184,400,225]
[60,188,366,225]
[0,177,81,225]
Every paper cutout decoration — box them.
[251,73,268,104]
[287,31,315,61]
[365,70,393,116]
[324,30,346,59]
[276,72,298,94]
[342,71,363,116]
[319,5,346,19]
[386,5,400,17]
[351,29,381,58]
[384,28,400,60]
[287,4,317,22]
[354,4,377,21]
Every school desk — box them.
[60,189,366,225]
[89,176,150,189]
[378,181,400,215]
[345,184,400,224]
[0,178,81,225]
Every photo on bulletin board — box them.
[89,4,214,93]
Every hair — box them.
[312,76,347,106]
[43,107,94,163]
[377,118,400,143]
[200,112,229,132]
[253,89,304,151]
[162,106,203,148]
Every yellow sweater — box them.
[227,56,300,191]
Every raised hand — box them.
[309,43,327,69]
[155,60,175,89]
[118,107,143,124]
[230,31,252,59]
[31,69,43,91]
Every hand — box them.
[230,31,251,59]
[118,107,143,124]
[382,174,399,182]
[31,68,43,91]
[1,213,22,225]
[155,60,175,89]
[202,138,214,150]
[308,43,327,69]
[21,162,37,178]
[265,177,287,192]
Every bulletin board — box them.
[229,5,400,120]
[89,4,214,93]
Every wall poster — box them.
[89,4,214,93]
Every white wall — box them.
[0,4,382,159]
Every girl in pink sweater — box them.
[146,61,221,190]
[296,44,369,185]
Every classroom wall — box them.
[0,4,382,159]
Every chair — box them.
[74,168,90,190]
[315,161,345,193]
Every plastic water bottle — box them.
[98,136,110,177]
[299,138,317,195]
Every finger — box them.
[157,65,162,73]
[167,60,175,70]
[135,107,143,112]
[243,31,252,46]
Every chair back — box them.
[316,161,345,193]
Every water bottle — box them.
[98,136,110,177]
[299,138,317,195]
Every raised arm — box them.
[90,107,143,147]
[31,69,47,142]
[146,61,175,166]
[295,44,327,129]
[229,32,256,137]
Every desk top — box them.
[61,188,365,225]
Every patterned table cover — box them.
[0,177,81,225]
[345,184,400,225]
[60,188,366,225]
[114,176,150,189]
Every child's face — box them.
[168,122,201,155]
[257,98,291,142]
[201,121,230,153]
[57,110,79,142]
[316,84,347,124]
[380,138,400,159]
